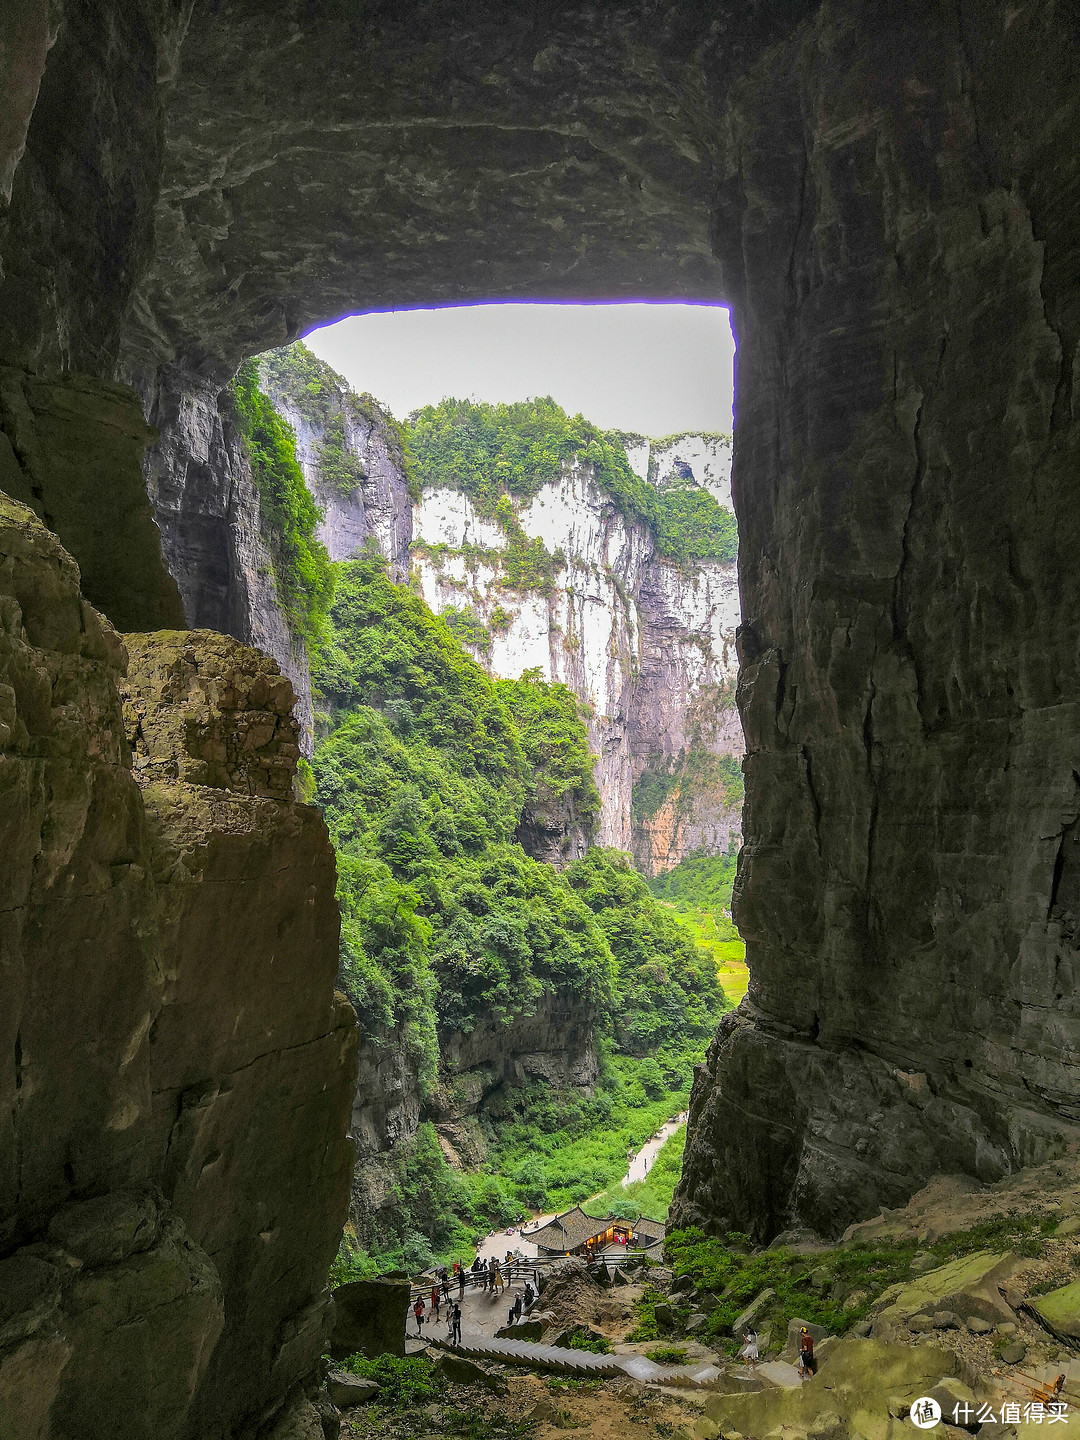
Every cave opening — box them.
[4,1,1080,1434]
[245,295,749,1277]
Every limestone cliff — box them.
[137,365,316,748]
[260,347,743,875]
[348,994,600,1252]
[3,0,1080,1332]
[0,492,355,1439]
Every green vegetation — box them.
[229,360,334,651]
[440,604,492,653]
[565,849,725,1059]
[564,1327,612,1354]
[497,669,601,838]
[645,1344,690,1365]
[585,1124,687,1223]
[634,1209,1063,1352]
[649,849,747,1005]
[311,552,729,1270]
[259,341,420,500]
[339,1353,438,1408]
[408,396,737,566]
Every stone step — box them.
[427,1335,726,1387]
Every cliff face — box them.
[412,460,742,872]
[674,2,1080,1240]
[3,0,1080,1360]
[138,366,316,748]
[348,993,600,1248]
[0,491,355,1438]
[260,352,743,874]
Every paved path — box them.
[409,1264,541,1343]
[624,1114,686,1186]
[475,1109,687,1262]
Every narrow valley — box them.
[234,342,747,1276]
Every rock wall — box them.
[411,465,742,870]
[4,0,1080,1328]
[674,0,1080,1241]
[0,492,356,1438]
[260,353,743,874]
[138,365,316,748]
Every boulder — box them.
[923,1377,978,1431]
[496,1320,543,1341]
[966,1317,993,1335]
[780,1319,830,1361]
[734,1289,775,1334]
[1029,1279,1080,1343]
[325,1371,380,1408]
[869,1252,1018,1335]
[706,1338,958,1440]
[999,1340,1028,1365]
[653,1302,675,1329]
[671,1275,695,1297]
[1054,1217,1080,1238]
[329,1277,410,1360]
[434,1352,506,1392]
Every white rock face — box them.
[271,394,414,578]
[254,354,744,872]
[410,449,744,870]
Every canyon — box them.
[2,2,1079,1436]
[261,346,743,875]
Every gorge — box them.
[2,2,1080,1437]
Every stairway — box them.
[428,1334,727,1388]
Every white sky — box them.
[304,302,735,437]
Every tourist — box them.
[441,1270,451,1303]
[522,1281,535,1311]
[413,1296,425,1335]
[430,1283,441,1320]
[458,1266,466,1300]
[798,1327,816,1377]
[451,1302,462,1346]
[493,1261,503,1294]
[739,1327,759,1369]
[513,1293,523,1323]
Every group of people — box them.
[410,1251,538,1342]
[738,1325,817,1378]
[412,1291,463,1345]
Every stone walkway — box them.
[426,1332,729,1389]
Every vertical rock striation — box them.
[0,492,356,1438]
[675,0,1080,1240]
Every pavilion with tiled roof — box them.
[528,1206,666,1257]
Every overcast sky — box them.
[304,303,735,437]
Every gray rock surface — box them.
[2,10,1080,1435]
[0,493,356,1439]
[325,1371,380,1408]
[672,0,1080,1240]
[329,1277,410,1361]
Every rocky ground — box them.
[329,1149,1080,1439]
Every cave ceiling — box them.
[118,0,761,386]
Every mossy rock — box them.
[869,1251,1018,1332]
[1030,1279,1080,1342]
[705,1337,957,1440]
